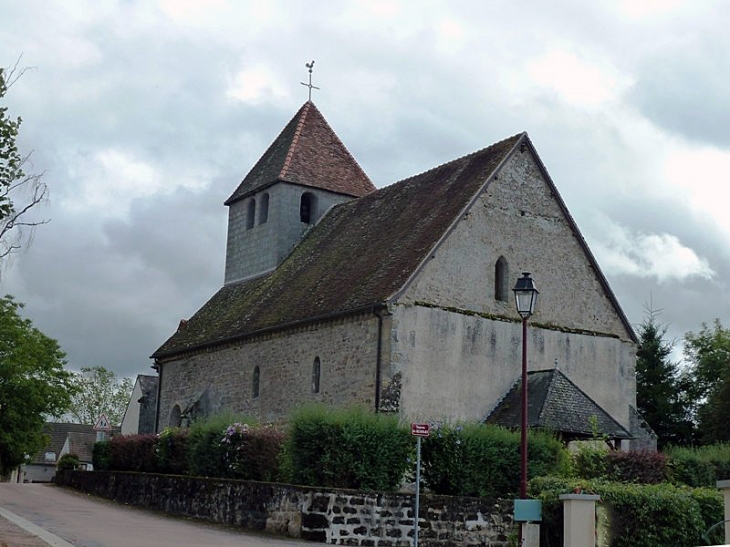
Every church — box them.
[152,101,650,447]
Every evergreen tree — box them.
[684,320,730,444]
[636,307,694,447]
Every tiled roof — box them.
[485,369,632,439]
[31,423,97,464]
[153,134,523,359]
[66,431,96,463]
[225,101,376,204]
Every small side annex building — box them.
[152,101,649,447]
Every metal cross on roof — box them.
[300,60,320,101]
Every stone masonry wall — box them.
[56,470,514,547]
[225,183,355,284]
[158,312,381,428]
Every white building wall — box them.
[121,379,144,435]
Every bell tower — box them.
[224,102,376,284]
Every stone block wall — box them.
[158,312,381,428]
[55,471,514,546]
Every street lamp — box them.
[513,272,538,500]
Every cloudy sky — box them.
[1,0,728,380]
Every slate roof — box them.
[153,134,523,359]
[485,370,632,439]
[225,101,376,204]
[30,423,97,464]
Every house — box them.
[121,374,159,435]
[20,423,96,483]
[152,101,649,447]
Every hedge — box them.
[421,423,571,498]
[530,476,724,547]
[285,404,412,491]
[665,443,730,487]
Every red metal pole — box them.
[520,316,528,500]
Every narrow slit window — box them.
[312,356,321,394]
[252,366,260,398]
[495,256,509,302]
[300,193,315,224]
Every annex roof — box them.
[225,101,376,204]
[153,134,523,359]
[30,423,97,464]
[485,369,632,440]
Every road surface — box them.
[0,483,313,547]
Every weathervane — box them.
[300,60,320,101]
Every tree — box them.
[683,320,730,444]
[0,295,75,477]
[0,60,49,261]
[635,307,695,447]
[67,366,134,427]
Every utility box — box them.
[514,499,542,522]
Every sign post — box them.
[411,423,430,547]
[93,413,112,442]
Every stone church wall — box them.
[157,312,381,428]
[403,147,632,341]
[391,147,636,428]
[56,470,514,547]
[391,303,635,428]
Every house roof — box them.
[31,423,97,464]
[153,134,523,359]
[485,369,632,439]
[225,101,376,204]
[66,432,96,463]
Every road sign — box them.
[411,422,430,437]
[93,414,111,431]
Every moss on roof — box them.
[153,134,522,359]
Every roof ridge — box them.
[279,101,312,180]
[382,132,526,190]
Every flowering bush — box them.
[220,422,284,481]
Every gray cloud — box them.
[2,1,730,380]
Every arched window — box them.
[247,198,256,229]
[312,357,321,394]
[495,256,509,302]
[252,366,260,398]
[259,193,269,225]
[300,193,315,224]
[169,404,182,428]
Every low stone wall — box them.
[56,470,514,546]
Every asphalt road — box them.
[0,483,314,547]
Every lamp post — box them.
[513,272,538,500]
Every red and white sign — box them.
[93,414,112,431]
[411,422,430,437]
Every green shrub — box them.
[187,413,256,478]
[530,476,722,547]
[666,443,730,487]
[286,404,412,491]
[421,423,570,498]
[57,453,80,471]
[574,447,669,484]
[156,428,189,475]
[92,441,111,470]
